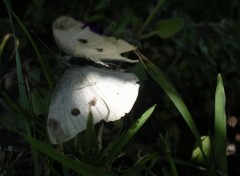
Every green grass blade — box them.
[140,18,184,40]
[86,111,97,149]
[101,105,156,164]
[191,136,212,163]
[33,150,40,176]
[5,0,32,138]
[16,50,31,109]
[83,111,98,162]
[154,18,184,39]
[135,51,202,149]
[135,51,215,175]
[0,34,12,76]
[160,136,179,176]
[3,0,53,89]
[214,74,228,174]
[139,0,165,35]
[5,0,30,110]
[167,154,178,176]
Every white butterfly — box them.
[52,16,138,65]
[47,66,139,144]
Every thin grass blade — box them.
[214,74,227,174]
[135,50,215,175]
[101,105,156,164]
[139,0,165,35]
[3,0,53,89]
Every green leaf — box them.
[139,0,165,35]
[159,136,178,176]
[214,74,228,174]
[192,136,212,163]
[154,18,184,39]
[101,105,156,164]
[135,51,201,148]
[84,110,98,160]
[139,18,184,39]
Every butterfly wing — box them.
[47,66,139,144]
[85,66,139,121]
[47,67,108,144]
[52,16,137,63]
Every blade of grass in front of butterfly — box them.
[3,0,53,89]
[135,51,216,176]
[100,105,156,165]
[214,74,228,174]
[83,110,98,163]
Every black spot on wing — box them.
[78,39,88,44]
[47,118,66,143]
[95,48,103,52]
[71,108,81,116]
[48,118,61,130]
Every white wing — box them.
[52,16,138,63]
[47,66,139,144]
[85,66,139,121]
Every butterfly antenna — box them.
[31,31,70,73]
[31,31,58,57]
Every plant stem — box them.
[139,0,165,35]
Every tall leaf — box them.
[101,105,156,164]
[214,74,227,174]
